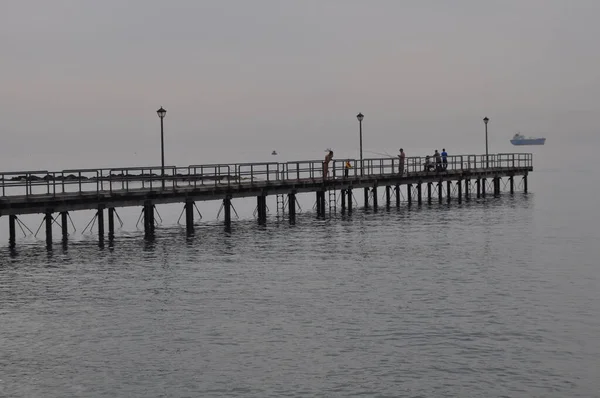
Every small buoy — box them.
[271,150,278,155]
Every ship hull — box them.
[510,138,546,146]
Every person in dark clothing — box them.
[323,150,334,179]
[434,150,442,172]
[398,148,406,175]
[424,155,435,172]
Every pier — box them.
[0,153,532,248]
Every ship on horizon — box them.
[510,133,546,146]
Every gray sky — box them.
[2,0,599,170]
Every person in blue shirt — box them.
[441,148,448,170]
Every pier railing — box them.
[0,153,532,198]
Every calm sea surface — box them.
[1,148,599,397]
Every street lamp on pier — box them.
[357,112,364,175]
[157,107,167,188]
[483,116,489,169]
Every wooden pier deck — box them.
[1,153,532,247]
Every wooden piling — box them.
[417,183,422,205]
[385,186,391,208]
[372,187,378,212]
[438,181,443,203]
[97,206,105,242]
[9,215,16,248]
[144,203,154,235]
[45,211,52,248]
[395,185,400,208]
[407,184,412,206]
[364,187,369,209]
[224,196,232,228]
[107,208,114,239]
[348,189,353,213]
[341,189,346,213]
[258,195,267,224]
[457,180,462,203]
[185,201,194,234]
[447,181,451,203]
[288,192,296,224]
[427,182,432,204]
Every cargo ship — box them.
[510,133,546,146]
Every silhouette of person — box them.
[398,148,406,175]
[323,150,334,179]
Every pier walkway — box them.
[1,153,532,247]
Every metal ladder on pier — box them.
[328,189,336,213]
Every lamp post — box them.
[157,107,167,188]
[357,112,364,175]
[483,116,489,169]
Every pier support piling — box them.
[144,203,155,235]
[438,181,443,204]
[45,211,52,248]
[97,206,105,242]
[395,185,400,208]
[61,212,69,241]
[223,196,232,229]
[185,201,194,234]
[9,215,16,248]
[447,181,451,204]
[348,189,353,213]
[372,187,378,212]
[417,183,422,205]
[385,186,391,208]
[364,187,369,209]
[482,178,486,198]
[341,189,346,213]
[407,184,412,206]
[476,179,481,198]
[457,180,462,203]
[257,195,267,224]
[465,179,470,200]
[107,208,115,239]
[315,192,320,217]
[510,176,514,194]
[427,182,432,204]
[289,193,296,223]
[523,174,528,193]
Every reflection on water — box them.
[1,193,599,397]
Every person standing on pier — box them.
[323,150,334,179]
[434,150,442,172]
[441,148,448,170]
[398,148,406,175]
[344,160,352,178]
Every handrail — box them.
[0,153,532,198]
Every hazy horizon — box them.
[2,0,599,171]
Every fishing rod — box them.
[364,149,396,158]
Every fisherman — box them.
[434,150,442,172]
[344,160,352,178]
[441,148,448,170]
[398,148,406,175]
[424,155,435,172]
[323,150,334,179]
